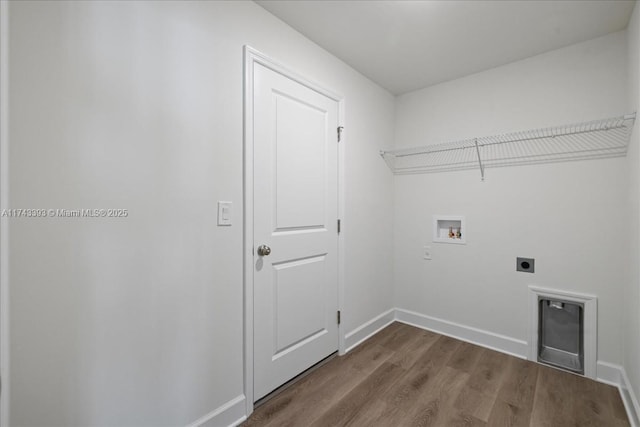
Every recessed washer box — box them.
[433,215,465,245]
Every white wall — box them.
[7,1,394,426]
[393,32,628,366]
[625,0,640,415]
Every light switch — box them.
[423,245,432,260]
[217,201,232,226]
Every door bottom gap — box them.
[254,351,338,408]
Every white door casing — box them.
[244,47,344,406]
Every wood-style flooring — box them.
[243,322,629,427]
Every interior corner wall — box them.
[625,0,640,413]
[393,31,628,367]
[7,1,394,426]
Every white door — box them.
[253,62,340,401]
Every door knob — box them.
[257,245,271,256]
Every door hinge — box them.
[337,310,341,325]
[337,219,341,234]
[337,126,344,142]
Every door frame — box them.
[243,46,345,415]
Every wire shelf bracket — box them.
[380,113,637,179]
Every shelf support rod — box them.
[474,138,485,181]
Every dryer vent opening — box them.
[538,298,584,375]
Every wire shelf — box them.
[381,113,636,179]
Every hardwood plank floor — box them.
[243,322,629,427]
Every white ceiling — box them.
[256,0,636,95]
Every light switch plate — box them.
[423,245,432,260]
[217,201,232,226]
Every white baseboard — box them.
[597,361,622,386]
[394,308,528,359]
[344,308,395,352]
[185,394,247,427]
[620,366,640,427]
